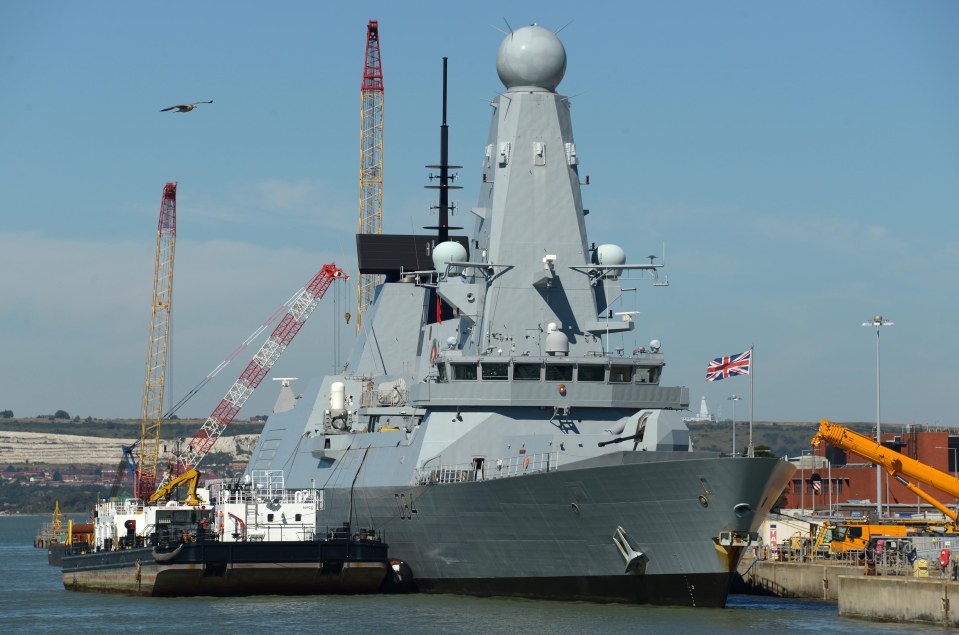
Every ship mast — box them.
[424,57,462,241]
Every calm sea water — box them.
[1,515,948,634]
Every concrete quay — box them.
[739,558,959,627]
[838,576,959,628]
[740,559,864,601]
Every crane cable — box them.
[159,285,309,421]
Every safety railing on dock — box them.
[412,451,559,486]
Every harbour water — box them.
[2,515,947,634]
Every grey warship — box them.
[246,24,794,607]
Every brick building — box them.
[784,426,959,511]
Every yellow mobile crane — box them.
[812,419,959,544]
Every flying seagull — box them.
[160,100,213,113]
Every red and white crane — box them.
[175,263,347,474]
[135,182,177,500]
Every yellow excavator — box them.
[811,419,959,549]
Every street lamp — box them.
[863,314,893,519]
[801,449,813,514]
[727,395,742,457]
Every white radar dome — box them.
[545,328,569,356]
[496,24,566,92]
[593,244,627,279]
[330,381,346,412]
[432,240,468,276]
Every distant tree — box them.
[84,416,93,423]
[73,416,80,422]
[169,414,179,420]
[53,410,70,420]
[740,444,777,458]
[52,470,62,482]
[0,409,13,418]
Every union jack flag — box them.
[706,350,751,382]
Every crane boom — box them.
[357,19,384,331]
[812,419,959,522]
[136,182,177,500]
[177,264,347,472]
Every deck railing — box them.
[412,451,559,486]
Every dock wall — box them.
[838,576,959,627]
[742,560,865,601]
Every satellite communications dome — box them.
[593,244,627,279]
[432,240,468,276]
[496,24,567,92]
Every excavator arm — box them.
[812,419,959,524]
[148,468,202,506]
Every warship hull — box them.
[62,540,391,596]
[319,452,794,607]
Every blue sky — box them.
[1,1,956,427]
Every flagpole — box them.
[748,344,754,458]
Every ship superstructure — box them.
[245,24,794,606]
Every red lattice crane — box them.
[135,182,177,500]
[357,19,384,331]
[176,264,347,473]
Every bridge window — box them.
[546,364,573,381]
[514,363,541,380]
[635,367,658,383]
[610,365,633,383]
[451,363,478,380]
[481,363,509,380]
[577,365,605,382]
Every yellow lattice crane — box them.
[357,19,384,331]
[135,182,177,500]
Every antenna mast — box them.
[424,57,463,240]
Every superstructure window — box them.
[514,363,541,380]
[634,367,651,383]
[451,363,478,380]
[546,364,573,381]
[610,365,633,383]
[577,365,605,382]
[481,363,509,380]
[437,363,447,382]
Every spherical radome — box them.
[432,240,468,275]
[496,24,566,91]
